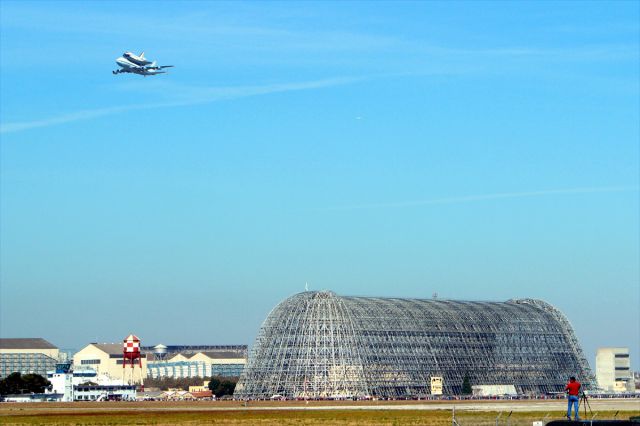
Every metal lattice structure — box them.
[235,291,594,399]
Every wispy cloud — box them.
[0,76,361,134]
[326,186,640,211]
[0,5,398,54]
[3,3,635,66]
[1,106,136,134]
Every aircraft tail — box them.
[139,52,145,59]
[149,61,157,68]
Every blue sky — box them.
[1,1,638,369]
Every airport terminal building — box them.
[235,291,594,399]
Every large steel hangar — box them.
[235,290,593,399]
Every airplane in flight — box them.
[112,52,173,76]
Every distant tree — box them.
[144,376,205,390]
[0,372,22,395]
[0,373,51,395]
[208,377,221,393]
[461,375,472,395]
[208,376,237,397]
[142,375,239,393]
[219,380,236,396]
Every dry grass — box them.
[1,400,638,425]
[0,409,544,425]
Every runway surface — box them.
[1,398,638,413]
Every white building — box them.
[2,393,62,402]
[472,384,517,397]
[596,347,634,392]
[46,362,136,401]
[73,384,136,401]
[47,362,124,400]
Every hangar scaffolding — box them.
[235,291,593,399]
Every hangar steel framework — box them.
[235,291,593,399]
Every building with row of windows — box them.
[0,338,62,378]
[596,347,635,392]
[70,343,247,382]
[146,350,246,379]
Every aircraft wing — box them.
[147,65,174,70]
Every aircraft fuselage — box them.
[114,57,165,76]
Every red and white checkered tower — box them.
[123,334,143,389]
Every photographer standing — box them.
[565,376,581,421]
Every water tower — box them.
[153,344,168,361]
[122,334,144,388]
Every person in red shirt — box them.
[565,376,581,421]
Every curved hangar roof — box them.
[235,291,593,399]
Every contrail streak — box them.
[0,77,360,134]
[326,186,639,211]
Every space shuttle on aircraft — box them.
[113,51,173,77]
[123,51,153,66]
